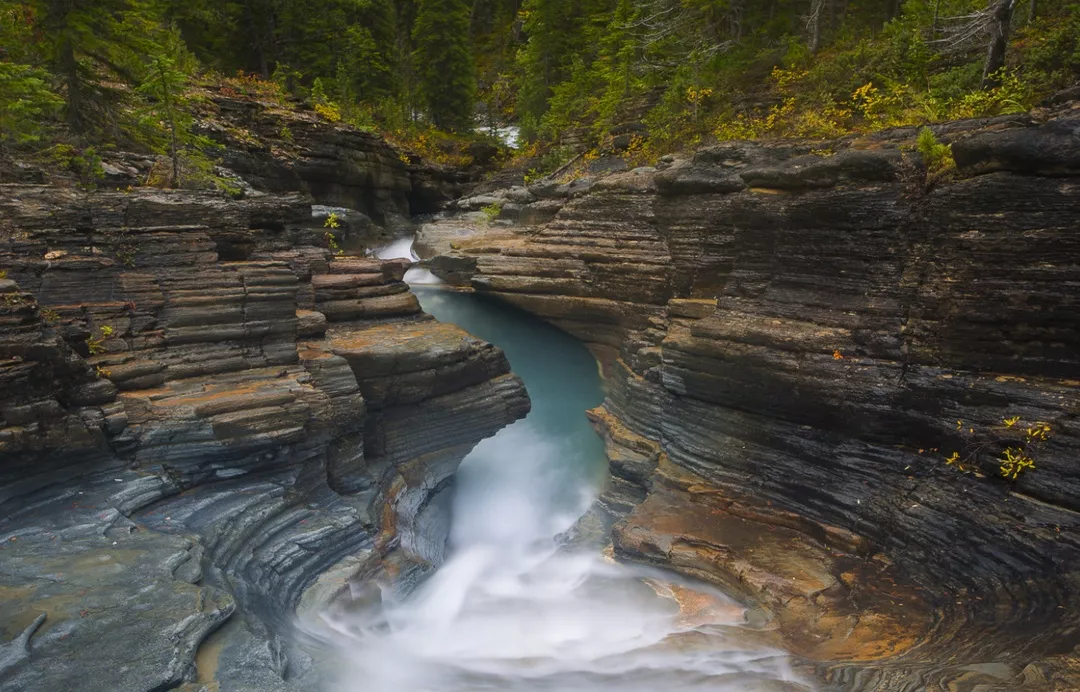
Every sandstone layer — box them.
[0,185,528,690]
[431,109,1080,689]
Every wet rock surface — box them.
[0,184,528,690]
[433,109,1080,689]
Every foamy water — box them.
[373,236,443,285]
[309,242,811,692]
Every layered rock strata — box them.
[431,111,1080,689]
[203,89,479,233]
[0,185,528,690]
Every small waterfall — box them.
[373,236,443,286]
[304,288,812,692]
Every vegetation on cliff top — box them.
[1,0,1078,178]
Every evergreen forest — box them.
[2,0,1079,179]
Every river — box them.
[315,245,812,691]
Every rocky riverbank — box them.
[428,106,1080,689]
[0,97,527,690]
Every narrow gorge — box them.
[424,104,1080,689]
[2,90,1080,692]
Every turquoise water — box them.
[414,286,609,527]
[323,281,810,692]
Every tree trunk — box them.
[807,0,826,54]
[157,59,179,188]
[1028,0,1035,24]
[981,0,1016,88]
[61,40,83,133]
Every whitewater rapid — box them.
[372,237,442,285]
[310,238,812,692]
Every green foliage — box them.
[41,143,104,187]
[324,230,344,256]
[916,127,955,176]
[134,38,213,188]
[473,0,520,131]
[0,61,63,148]
[315,102,343,123]
[512,0,1079,151]
[384,125,483,167]
[86,325,113,355]
[27,0,168,135]
[167,0,401,107]
[480,202,502,224]
[413,0,476,131]
[1020,6,1080,87]
[945,417,1052,481]
[949,68,1036,117]
[3,0,1078,171]
[522,145,575,183]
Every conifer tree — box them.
[136,50,191,186]
[0,61,63,151]
[412,0,476,131]
[594,0,640,126]
[31,0,165,133]
[473,0,521,132]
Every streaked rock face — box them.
[432,112,1080,688]
[0,186,528,690]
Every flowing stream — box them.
[316,241,812,691]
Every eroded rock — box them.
[433,108,1080,687]
[0,185,528,691]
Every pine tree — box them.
[332,0,399,106]
[136,51,190,186]
[514,0,614,139]
[473,0,521,132]
[412,0,476,131]
[31,0,166,133]
[594,0,640,128]
[0,61,63,151]
[0,3,63,149]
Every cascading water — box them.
[373,236,443,285]
[315,238,813,691]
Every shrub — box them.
[86,326,114,355]
[916,127,955,177]
[944,416,1052,481]
[315,102,342,123]
[42,144,105,188]
[480,202,502,224]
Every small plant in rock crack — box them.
[107,229,138,268]
[480,202,502,225]
[86,325,115,355]
[116,246,138,268]
[323,213,345,256]
[40,308,60,324]
[2,292,24,307]
[943,416,1051,481]
[324,232,344,256]
[915,127,955,181]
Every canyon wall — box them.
[0,179,527,687]
[431,109,1080,690]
